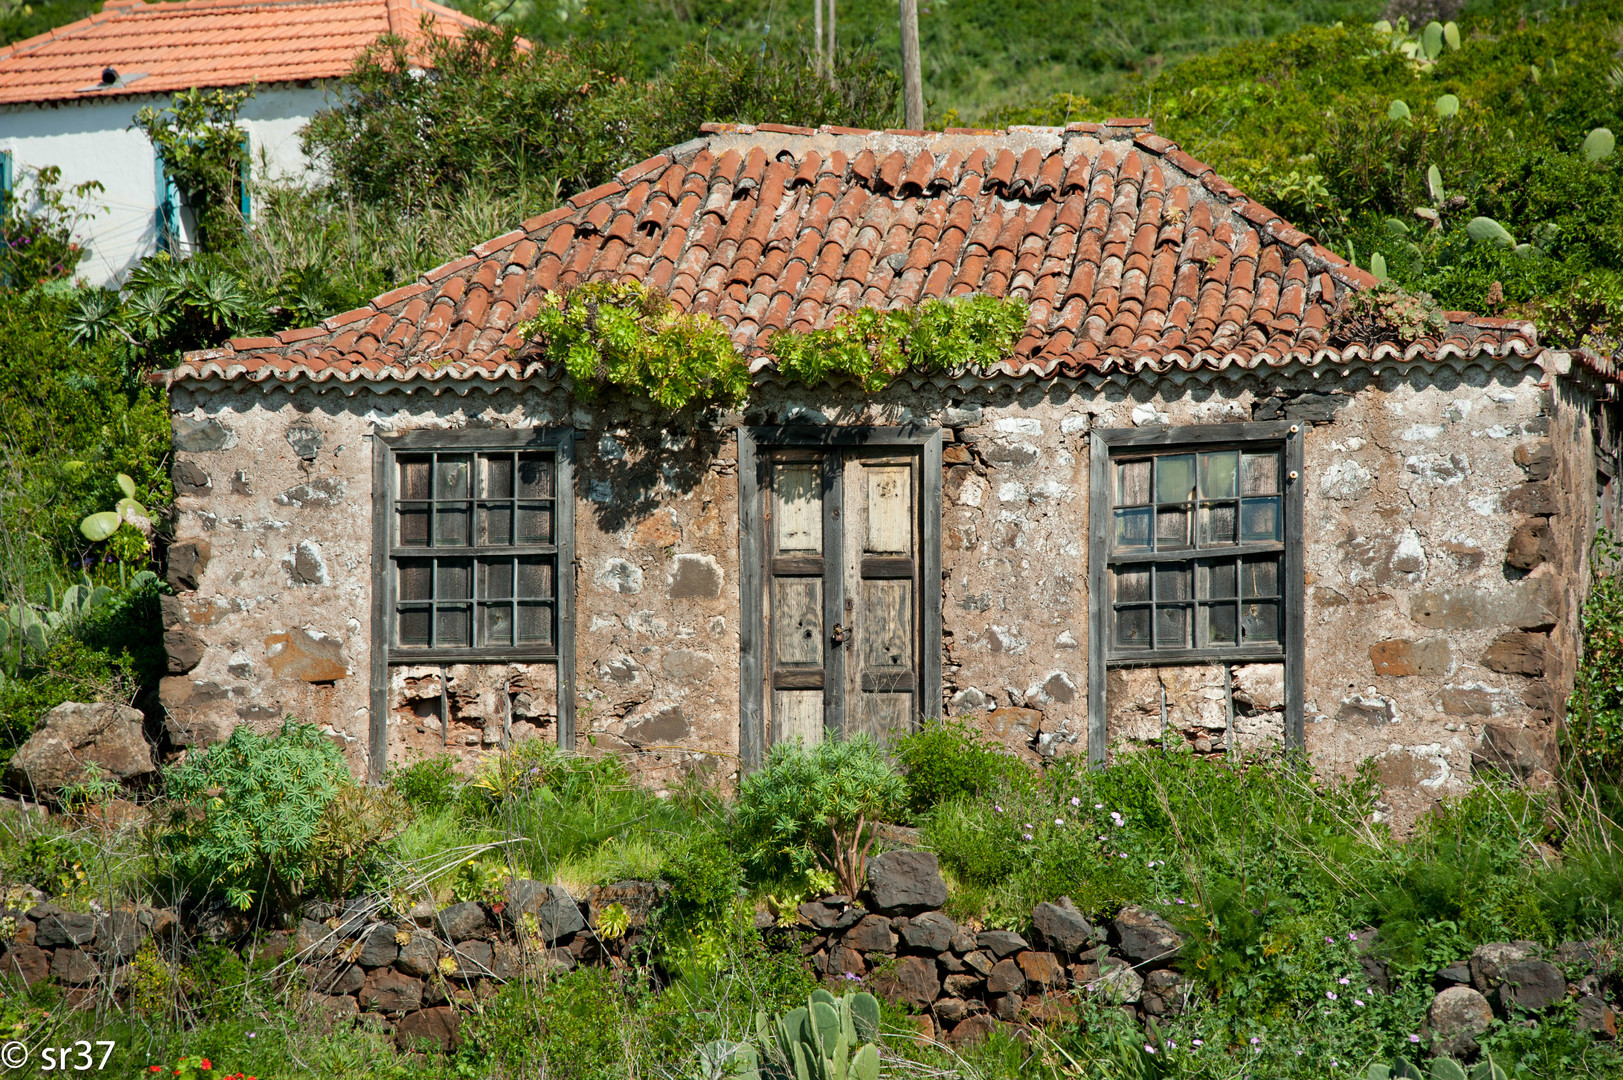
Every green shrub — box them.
[161,720,350,910]
[658,827,744,925]
[893,716,1031,817]
[388,753,461,813]
[463,968,630,1080]
[732,736,905,886]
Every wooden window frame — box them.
[369,427,576,780]
[738,425,943,770]
[1087,421,1305,763]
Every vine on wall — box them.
[518,281,1031,411]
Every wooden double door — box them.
[742,428,942,757]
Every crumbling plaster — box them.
[164,354,1597,825]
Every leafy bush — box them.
[388,754,461,813]
[161,720,350,910]
[772,295,1030,392]
[519,281,750,411]
[892,716,1029,817]
[310,783,411,900]
[732,736,905,888]
[132,88,251,252]
[0,165,101,288]
[1568,533,1623,780]
[1328,283,1446,347]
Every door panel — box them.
[774,462,823,552]
[773,689,825,746]
[865,466,912,553]
[844,454,919,745]
[859,579,912,670]
[772,578,824,666]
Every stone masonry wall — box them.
[165,355,1592,824]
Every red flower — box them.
[150,1068,162,1074]
[200,1062,211,1071]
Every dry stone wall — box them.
[165,355,1593,822]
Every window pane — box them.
[398,457,432,499]
[479,603,514,647]
[397,559,433,601]
[516,557,554,599]
[1155,454,1195,503]
[435,505,471,546]
[436,606,471,647]
[1156,564,1191,601]
[1155,605,1190,649]
[437,455,471,498]
[478,558,514,599]
[517,504,553,544]
[1241,555,1280,598]
[478,504,513,546]
[438,559,472,599]
[1114,566,1150,602]
[1155,506,1190,549]
[1201,602,1237,645]
[1241,450,1280,495]
[397,606,431,646]
[1115,606,1151,648]
[1116,459,1151,506]
[1200,560,1238,599]
[1198,501,1236,545]
[1241,601,1279,643]
[482,454,514,498]
[517,602,553,645]
[1199,451,1238,499]
[1240,497,1281,542]
[397,507,430,547]
[1114,507,1152,551]
[517,453,554,498]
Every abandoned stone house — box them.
[159,120,1622,830]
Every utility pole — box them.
[899,0,923,128]
[813,0,823,76]
[827,0,837,76]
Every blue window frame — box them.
[154,151,181,252]
[0,150,13,216]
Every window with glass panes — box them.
[387,440,566,657]
[1107,444,1286,658]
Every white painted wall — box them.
[0,82,335,285]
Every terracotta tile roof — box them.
[0,0,487,106]
[167,122,1559,390]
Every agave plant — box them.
[755,989,881,1080]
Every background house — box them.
[0,0,486,285]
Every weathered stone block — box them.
[356,923,399,968]
[1017,950,1065,989]
[660,650,715,682]
[7,702,154,799]
[174,460,212,495]
[899,911,955,953]
[396,1005,463,1051]
[622,706,688,746]
[264,629,349,682]
[1426,986,1493,1057]
[1472,724,1552,781]
[0,945,50,985]
[942,973,982,998]
[1505,518,1555,570]
[436,902,489,942]
[173,417,235,452]
[844,914,897,954]
[975,930,1029,959]
[1370,638,1452,677]
[1111,905,1183,964]
[870,955,939,1008]
[866,850,949,914]
[1411,578,1559,632]
[1470,941,1540,993]
[50,948,96,985]
[1495,959,1565,1012]
[1031,898,1095,953]
[166,539,211,591]
[986,959,1024,995]
[1483,632,1548,676]
[1514,439,1553,481]
[360,968,423,1014]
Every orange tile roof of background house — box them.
[169,122,1560,390]
[0,0,487,106]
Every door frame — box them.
[738,425,943,770]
